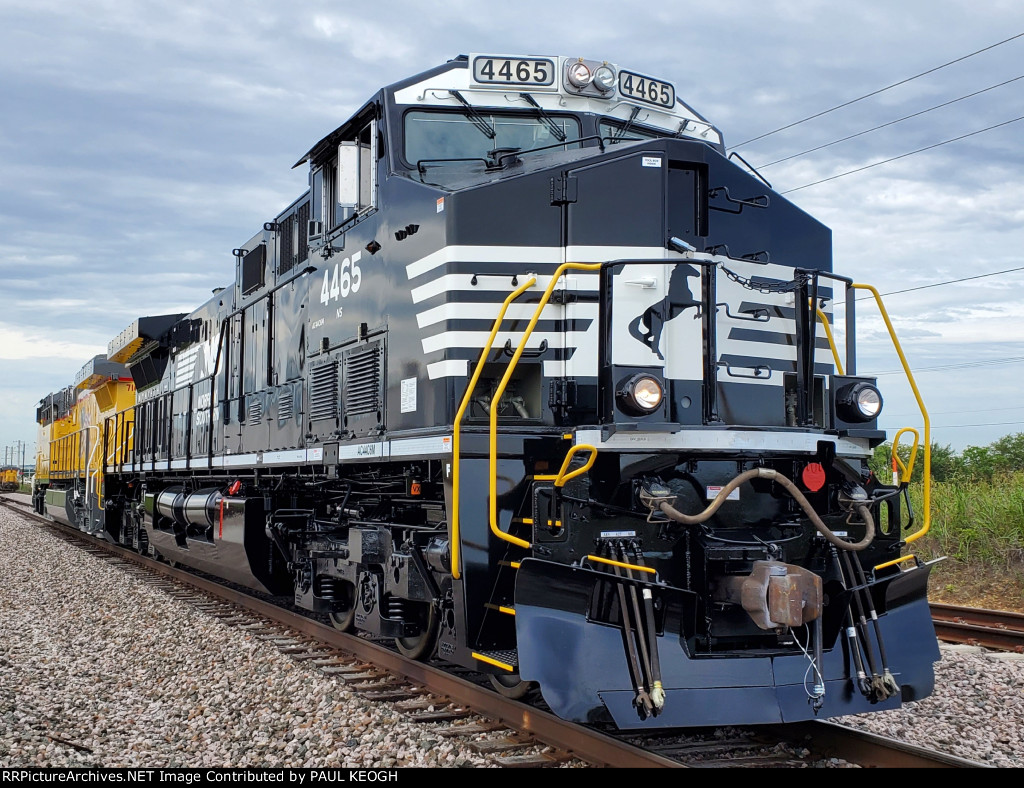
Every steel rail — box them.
[930,601,1024,652]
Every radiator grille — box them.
[241,246,266,295]
[344,346,381,418]
[278,390,294,421]
[296,202,309,265]
[278,201,310,276]
[309,362,338,422]
[278,218,294,275]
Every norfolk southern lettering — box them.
[30,52,942,732]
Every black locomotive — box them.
[33,53,941,730]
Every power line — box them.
[869,266,1024,297]
[884,405,1019,417]
[884,420,1024,429]
[780,115,1024,194]
[833,265,1024,308]
[885,405,1024,419]
[732,32,1024,148]
[757,74,1024,168]
[873,356,1024,375]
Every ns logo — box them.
[627,264,700,360]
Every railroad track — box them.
[0,494,992,768]
[930,602,1024,652]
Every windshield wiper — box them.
[449,90,496,139]
[612,106,641,142]
[519,93,567,141]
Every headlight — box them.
[593,65,616,93]
[836,381,883,423]
[567,62,593,89]
[617,374,664,416]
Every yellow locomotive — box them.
[0,465,19,492]
[32,355,135,530]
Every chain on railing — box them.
[718,262,811,294]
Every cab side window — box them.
[309,117,379,241]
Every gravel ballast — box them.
[1,506,1021,768]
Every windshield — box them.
[405,110,582,165]
[598,119,671,144]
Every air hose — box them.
[627,543,665,711]
[605,543,653,718]
[652,467,876,551]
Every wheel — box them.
[395,601,440,661]
[328,581,357,632]
[489,672,535,700]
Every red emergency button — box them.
[802,463,826,492]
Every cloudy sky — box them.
[1,0,1022,464]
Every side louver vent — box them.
[247,400,263,425]
[344,345,382,418]
[309,362,339,422]
[278,390,294,421]
[278,218,294,276]
[296,201,310,265]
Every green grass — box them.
[902,470,1024,570]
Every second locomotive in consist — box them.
[34,53,941,730]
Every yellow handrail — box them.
[585,554,657,575]
[850,283,931,544]
[874,553,920,571]
[489,263,603,550]
[534,443,598,488]
[815,307,845,376]
[451,277,538,580]
[82,425,103,512]
[890,426,920,483]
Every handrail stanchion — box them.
[850,283,931,545]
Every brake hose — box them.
[654,467,876,551]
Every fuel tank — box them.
[145,487,290,595]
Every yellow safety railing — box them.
[82,425,102,511]
[850,283,931,546]
[585,554,657,575]
[818,289,932,568]
[890,426,921,484]
[815,307,845,375]
[487,263,603,550]
[872,426,923,571]
[534,443,598,487]
[874,554,921,571]
[450,277,537,580]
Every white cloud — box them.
[0,325,107,362]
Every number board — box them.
[472,56,556,87]
[618,70,676,109]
